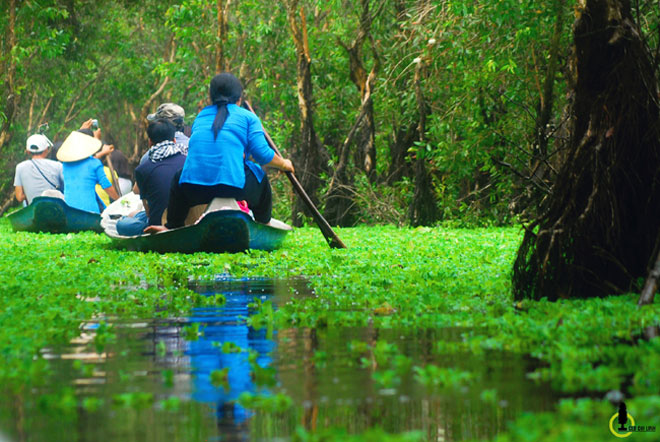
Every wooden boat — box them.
[7,196,103,233]
[103,197,291,253]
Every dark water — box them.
[0,278,559,442]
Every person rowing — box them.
[145,72,294,233]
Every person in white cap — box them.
[14,133,64,205]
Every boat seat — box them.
[161,198,243,227]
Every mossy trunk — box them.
[512,0,660,301]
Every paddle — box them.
[243,100,347,249]
[105,151,123,198]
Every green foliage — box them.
[209,367,229,388]
[159,395,181,412]
[1,0,582,226]
[220,341,244,354]
[112,392,154,409]
[0,217,659,439]
[293,426,424,442]
[182,323,201,341]
[162,369,174,388]
[494,396,660,442]
[413,365,474,390]
[3,0,660,227]
[238,392,293,413]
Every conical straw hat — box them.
[57,131,102,162]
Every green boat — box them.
[7,196,103,233]
[103,197,291,254]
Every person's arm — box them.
[142,199,150,217]
[80,119,102,140]
[265,155,294,173]
[94,159,119,201]
[15,186,26,203]
[104,185,120,201]
[246,115,294,172]
[94,144,114,160]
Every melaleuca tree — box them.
[513,0,660,301]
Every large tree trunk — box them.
[512,0,660,301]
[286,1,328,226]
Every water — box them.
[0,278,559,441]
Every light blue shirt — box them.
[62,157,112,213]
[180,104,275,188]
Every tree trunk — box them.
[512,0,660,301]
[325,0,380,226]
[0,0,18,150]
[129,39,176,165]
[215,0,230,73]
[324,100,371,226]
[0,194,16,218]
[340,0,379,182]
[408,59,438,226]
[286,0,328,226]
[533,0,566,162]
[386,0,419,185]
[387,122,417,184]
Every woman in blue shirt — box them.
[58,122,119,213]
[160,73,294,229]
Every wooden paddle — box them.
[243,100,347,249]
[105,151,123,198]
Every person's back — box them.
[62,157,108,212]
[118,119,186,234]
[181,103,272,189]
[135,152,185,225]
[57,124,117,213]
[14,134,64,205]
[14,158,64,204]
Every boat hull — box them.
[7,196,103,233]
[108,210,289,254]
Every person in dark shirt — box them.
[115,120,186,236]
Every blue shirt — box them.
[62,157,112,213]
[179,104,275,188]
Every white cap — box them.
[26,134,53,153]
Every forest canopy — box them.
[1,0,659,228]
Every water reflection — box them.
[188,283,280,439]
[0,278,560,442]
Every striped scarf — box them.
[148,140,187,162]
